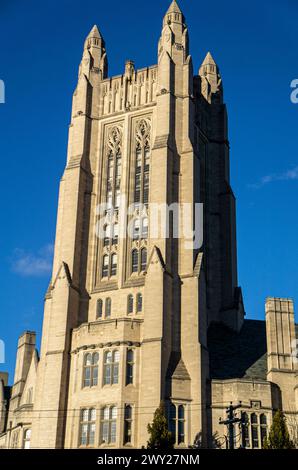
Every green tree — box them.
[147,401,174,449]
[263,410,295,449]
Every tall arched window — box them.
[102,255,109,278]
[134,149,142,205]
[124,405,133,444]
[177,405,185,444]
[83,353,92,387]
[260,414,267,448]
[112,350,120,384]
[136,293,142,313]
[132,249,138,273]
[105,298,112,318]
[96,299,103,319]
[143,147,150,206]
[83,352,99,387]
[168,403,186,446]
[169,403,176,442]
[80,409,96,447]
[251,413,259,448]
[106,127,122,212]
[141,248,147,272]
[111,253,117,276]
[101,406,117,444]
[23,429,31,449]
[134,119,151,208]
[126,349,134,385]
[103,350,119,385]
[242,412,250,448]
[127,294,134,315]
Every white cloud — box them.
[12,244,54,277]
[249,166,298,189]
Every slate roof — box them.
[208,320,298,381]
[208,320,268,380]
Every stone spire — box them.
[199,52,223,103]
[84,25,104,50]
[80,25,108,80]
[163,0,185,27]
[159,0,189,63]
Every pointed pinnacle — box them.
[202,51,217,67]
[166,0,182,15]
[87,25,102,39]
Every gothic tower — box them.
[28,1,243,448]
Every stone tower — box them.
[27,1,243,448]
[2,1,297,452]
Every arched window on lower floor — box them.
[103,350,119,385]
[105,298,112,318]
[260,414,268,448]
[132,249,138,273]
[168,403,186,446]
[96,299,103,319]
[23,429,31,449]
[177,405,185,444]
[102,255,109,278]
[126,349,134,385]
[251,413,259,448]
[136,293,143,313]
[127,294,134,315]
[111,253,117,276]
[124,405,133,444]
[79,409,96,447]
[242,412,250,448]
[83,352,99,388]
[141,248,147,272]
[101,406,117,444]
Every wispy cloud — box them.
[249,166,298,189]
[11,244,54,277]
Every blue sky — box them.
[0,0,297,382]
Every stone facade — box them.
[0,1,297,449]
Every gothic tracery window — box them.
[100,125,122,282]
[134,119,151,208]
[129,118,151,278]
